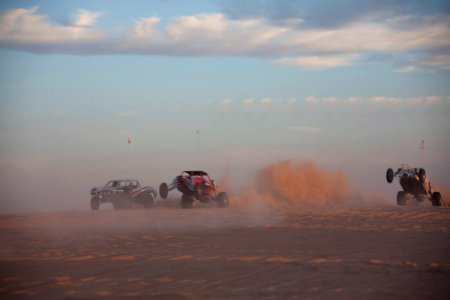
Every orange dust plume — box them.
[231,160,383,207]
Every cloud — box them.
[213,95,446,114]
[273,54,357,69]
[166,13,228,39]
[72,9,103,27]
[346,97,364,104]
[322,97,339,104]
[287,98,297,105]
[259,97,273,106]
[0,6,104,53]
[395,65,415,73]
[425,96,442,104]
[396,55,450,72]
[132,17,161,37]
[219,99,233,110]
[0,6,449,70]
[418,54,450,70]
[300,96,446,106]
[242,98,256,107]
[219,0,446,29]
[370,96,402,104]
[305,96,320,104]
[404,98,423,105]
[289,125,323,134]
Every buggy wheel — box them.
[159,183,169,199]
[217,192,229,208]
[181,194,193,209]
[397,191,406,206]
[419,168,426,182]
[90,197,100,210]
[142,193,154,208]
[386,168,394,183]
[432,192,442,207]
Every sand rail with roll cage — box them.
[90,179,157,210]
[159,171,229,209]
[386,164,441,206]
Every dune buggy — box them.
[90,179,157,210]
[159,171,229,209]
[386,164,441,206]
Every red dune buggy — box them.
[159,171,229,209]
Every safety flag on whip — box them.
[128,137,132,145]
[420,139,425,151]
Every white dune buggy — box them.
[90,179,157,210]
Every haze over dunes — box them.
[0,1,449,215]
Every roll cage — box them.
[104,179,141,189]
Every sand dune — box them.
[1,205,449,299]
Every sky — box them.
[0,0,449,213]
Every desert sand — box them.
[1,202,449,299]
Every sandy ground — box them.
[1,203,449,299]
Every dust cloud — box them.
[227,160,387,207]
